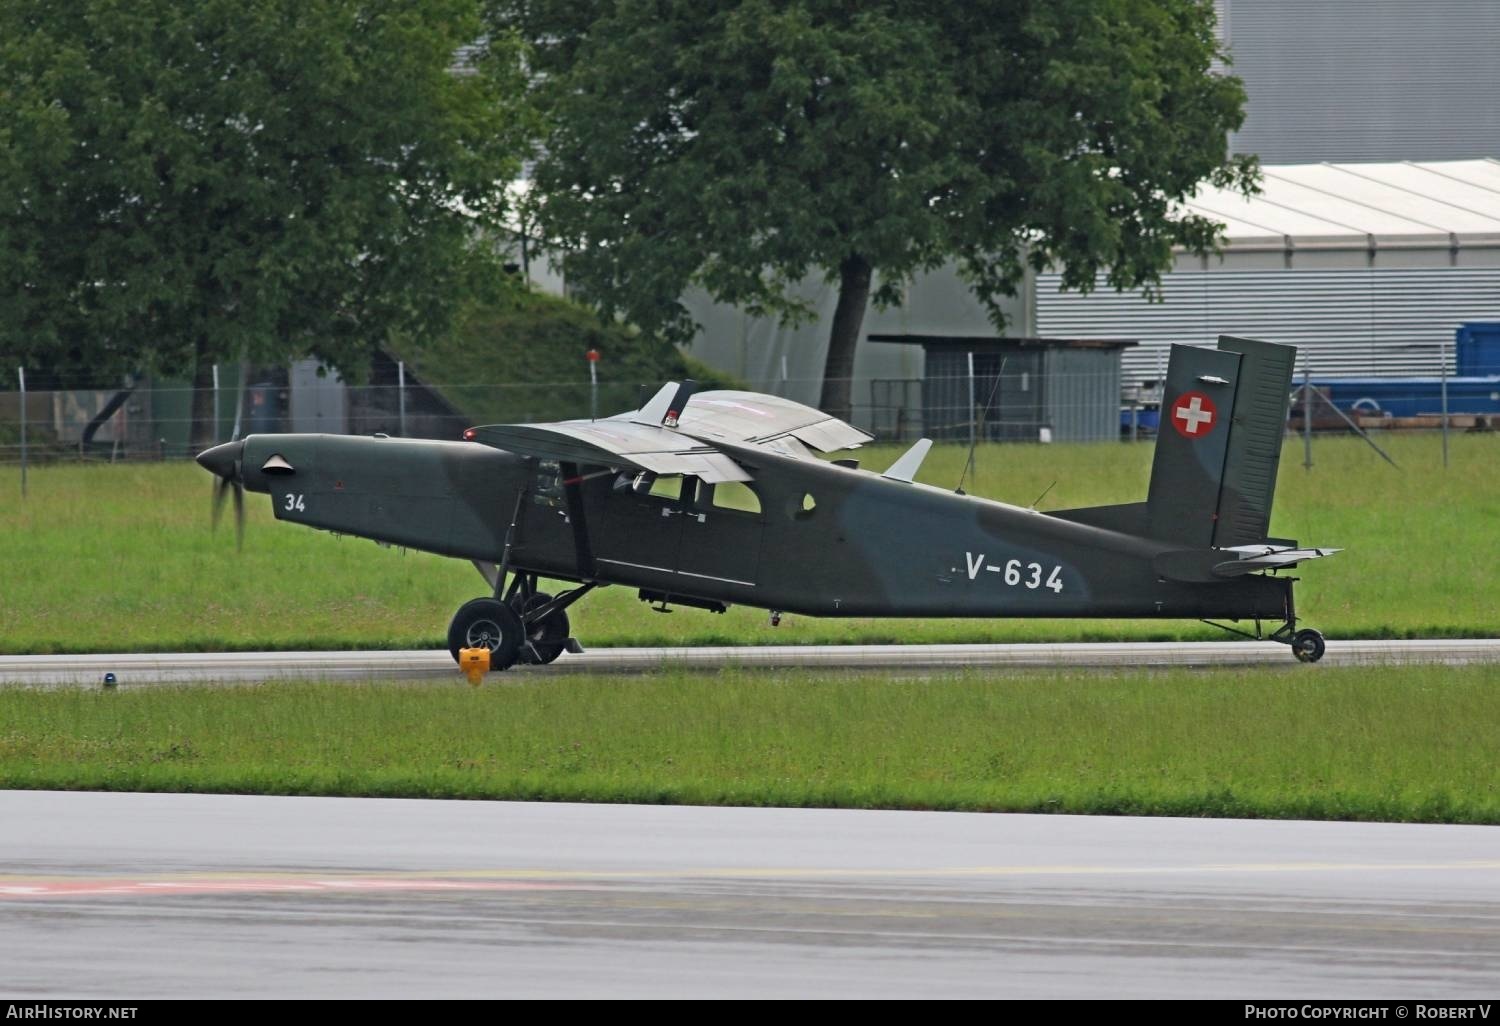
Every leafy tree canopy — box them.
[396,290,742,425]
[494,0,1256,418]
[1,0,530,388]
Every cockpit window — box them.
[533,460,563,507]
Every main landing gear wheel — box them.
[511,593,570,666]
[1292,628,1326,664]
[447,598,523,671]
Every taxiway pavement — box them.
[2,638,1498,686]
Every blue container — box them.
[1119,407,1160,433]
[1457,322,1500,376]
[1312,377,1500,418]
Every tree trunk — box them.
[818,253,872,423]
[189,335,216,455]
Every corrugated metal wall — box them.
[921,350,975,440]
[1036,267,1500,383]
[1044,347,1122,442]
[1223,0,1500,164]
[920,346,1123,442]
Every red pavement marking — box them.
[0,877,575,900]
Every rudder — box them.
[1212,336,1296,546]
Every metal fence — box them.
[3,351,1494,476]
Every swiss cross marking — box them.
[1171,391,1218,438]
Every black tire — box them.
[1292,628,1326,664]
[511,592,570,665]
[447,598,523,671]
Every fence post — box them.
[18,367,26,499]
[1302,361,1313,470]
[397,360,407,438]
[211,363,221,445]
[585,348,600,421]
[1440,339,1450,469]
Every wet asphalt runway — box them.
[2,791,1497,999]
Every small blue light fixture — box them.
[102,672,117,688]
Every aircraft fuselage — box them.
[220,432,1292,624]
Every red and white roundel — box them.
[1170,390,1218,438]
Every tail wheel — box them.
[1292,628,1326,663]
[511,592,570,665]
[447,598,523,671]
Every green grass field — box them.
[3,664,1497,822]
[1,432,1496,653]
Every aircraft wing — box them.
[1211,545,1343,578]
[468,383,870,482]
[629,386,872,453]
[469,421,753,483]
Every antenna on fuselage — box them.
[1029,480,1057,510]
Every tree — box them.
[493,0,1256,420]
[1,0,529,445]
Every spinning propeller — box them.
[198,440,246,550]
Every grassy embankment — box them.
[0,432,1496,653]
[2,664,1497,823]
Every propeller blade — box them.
[212,475,230,531]
[232,477,244,551]
[202,441,245,549]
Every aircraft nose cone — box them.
[196,439,244,479]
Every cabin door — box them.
[674,480,764,590]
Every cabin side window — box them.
[696,481,762,516]
[648,474,687,501]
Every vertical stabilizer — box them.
[1143,337,1297,548]
[1145,344,1241,547]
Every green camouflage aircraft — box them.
[198,335,1337,669]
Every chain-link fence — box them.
[3,351,1495,473]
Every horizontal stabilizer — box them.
[1154,544,1340,583]
[1212,545,1342,578]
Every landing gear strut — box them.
[511,592,570,665]
[1202,615,1326,663]
[1290,628,1326,663]
[447,572,593,671]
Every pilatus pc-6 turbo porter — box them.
[197,335,1337,669]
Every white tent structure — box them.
[1037,160,1500,382]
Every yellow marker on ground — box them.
[459,648,491,686]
